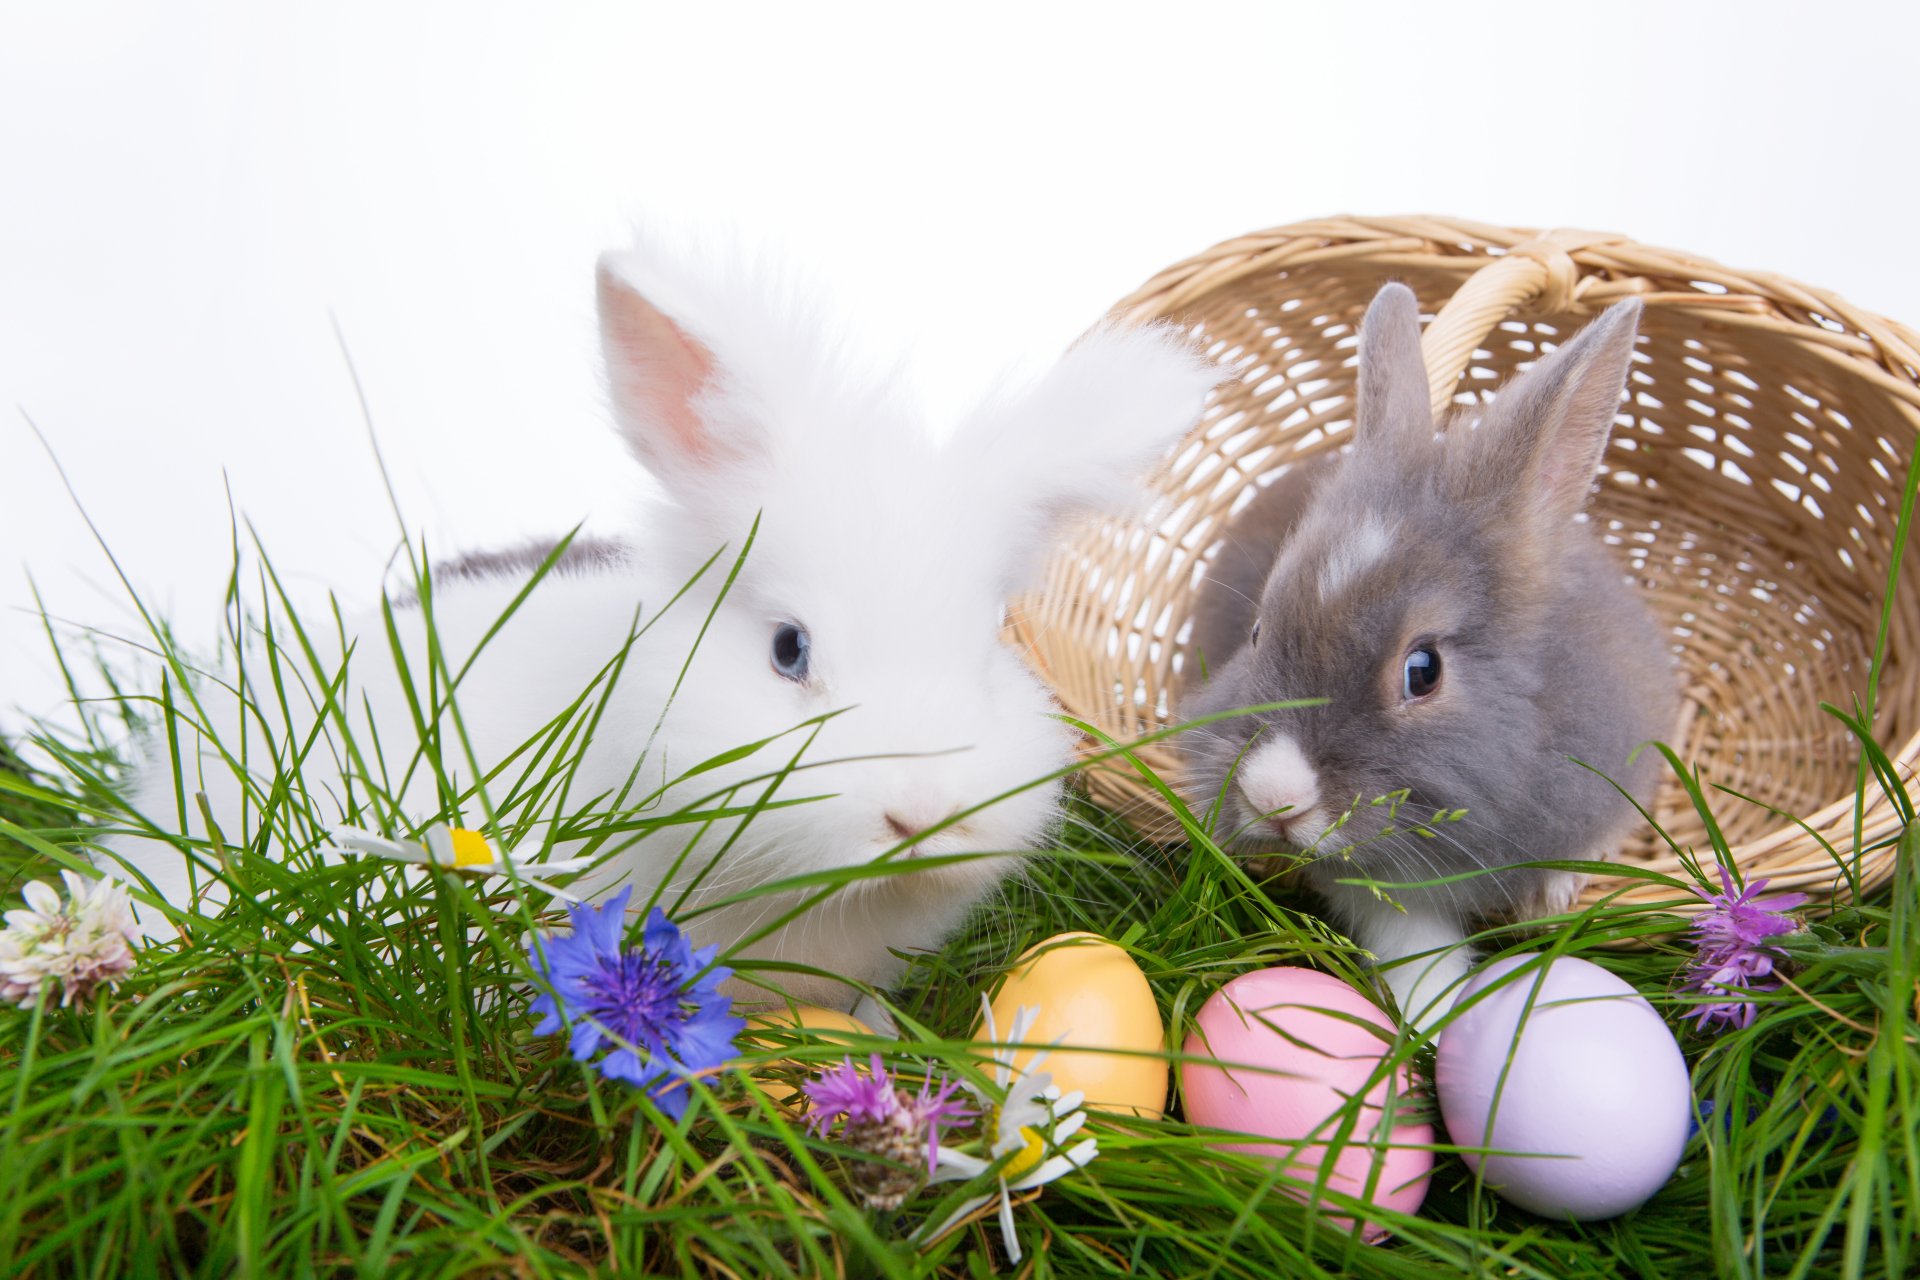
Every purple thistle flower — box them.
[802,1055,975,1208]
[904,1073,974,1175]
[526,887,744,1118]
[1681,865,1808,1033]
[804,1054,901,1134]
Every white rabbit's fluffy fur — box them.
[103,241,1219,1010]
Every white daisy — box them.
[921,996,1100,1265]
[326,824,594,904]
[0,869,140,1008]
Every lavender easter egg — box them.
[1182,968,1432,1238]
[1436,955,1692,1220]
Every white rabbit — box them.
[101,242,1220,1010]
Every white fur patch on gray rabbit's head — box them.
[1183,282,1673,925]
[1312,512,1396,603]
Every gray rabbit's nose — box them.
[1236,733,1321,836]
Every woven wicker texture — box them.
[1016,215,1920,921]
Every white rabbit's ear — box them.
[1354,282,1432,450]
[958,323,1222,590]
[597,253,727,474]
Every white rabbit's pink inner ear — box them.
[596,260,719,467]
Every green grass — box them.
[0,514,1915,1278]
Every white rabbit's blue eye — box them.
[1403,646,1441,700]
[771,623,811,682]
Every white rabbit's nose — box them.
[1237,734,1320,832]
[884,809,965,846]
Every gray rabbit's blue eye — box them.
[1250,618,1262,646]
[771,623,811,682]
[1403,646,1441,700]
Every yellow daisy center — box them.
[994,1110,1047,1181]
[448,828,494,867]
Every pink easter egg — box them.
[1182,967,1432,1240]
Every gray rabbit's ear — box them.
[1354,283,1432,449]
[1477,299,1642,520]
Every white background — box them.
[4,1,1919,735]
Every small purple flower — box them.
[1681,865,1808,1033]
[805,1054,902,1134]
[526,887,744,1118]
[803,1055,974,1208]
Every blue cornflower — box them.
[526,887,744,1117]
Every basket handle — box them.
[1418,228,1623,419]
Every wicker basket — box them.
[1017,215,1920,920]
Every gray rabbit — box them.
[1181,283,1675,1031]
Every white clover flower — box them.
[921,996,1100,1265]
[0,869,140,1009]
[325,824,594,905]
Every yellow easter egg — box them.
[744,1005,871,1106]
[985,932,1167,1118]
